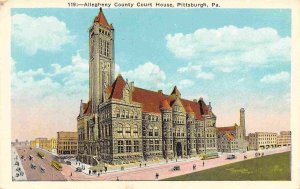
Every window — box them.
[126,146,131,153]
[149,131,153,136]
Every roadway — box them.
[15,146,66,181]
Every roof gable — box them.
[108,74,212,120]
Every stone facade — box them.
[217,108,247,153]
[77,9,218,166]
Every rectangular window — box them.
[126,140,131,145]
[155,131,159,136]
[126,146,131,153]
[149,132,153,136]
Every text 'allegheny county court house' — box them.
[76,9,246,165]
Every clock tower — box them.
[89,8,115,113]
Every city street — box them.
[14,146,66,181]
[12,145,290,181]
[11,147,27,181]
[99,146,291,180]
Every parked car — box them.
[171,165,180,171]
[76,167,82,172]
[31,163,36,169]
[226,154,236,159]
[40,166,46,173]
[29,155,33,161]
[15,161,19,166]
[66,161,71,165]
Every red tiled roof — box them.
[160,99,171,110]
[225,133,235,141]
[185,104,194,113]
[109,74,213,120]
[83,101,92,114]
[95,8,111,29]
[217,126,236,132]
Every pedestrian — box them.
[70,172,72,177]
[89,170,91,175]
[117,177,119,181]
[155,173,159,179]
[98,172,100,176]
[140,163,142,168]
[100,170,103,174]
[203,161,205,167]
[144,163,146,167]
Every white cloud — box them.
[196,72,214,80]
[260,71,290,83]
[177,62,214,80]
[166,26,290,72]
[12,14,75,55]
[115,64,121,77]
[178,79,195,89]
[12,52,88,101]
[12,53,89,141]
[122,62,167,90]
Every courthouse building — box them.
[77,8,218,165]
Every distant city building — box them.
[13,140,30,147]
[76,8,218,166]
[277,131,291,147]
[57,131,78,156]
[248,132,277,150]
[30,137,57,153]
[216,108,247,153]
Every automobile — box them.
[15,173,19,177]
[16,167,21,172]
[66,161,71,165]
[76,167,82,172]
[40,166,46,173]
[31,163,36,169]
[20,155,24,159]
[19,171,24,176]
[226,154,236,159]
[171,165,180,171]
[29,155,33,161]
[15,161,19,166]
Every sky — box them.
[11,8,291,141]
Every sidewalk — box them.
[11,147,27,181]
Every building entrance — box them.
[176,142,182,157]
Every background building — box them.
[248,132,277,150]
[77,8,218,166]
[30,137,57,153]
[217,108,247,153]
[277,131,291,147]
[57,131,78,156]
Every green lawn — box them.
[164,152,291,181]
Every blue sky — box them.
[11,8,291,141]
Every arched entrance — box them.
[176,142,182,157]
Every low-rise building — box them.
[57,131,78,156]
[277,131,291,147]
[30,137,57,153]
[248,132,277,150]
